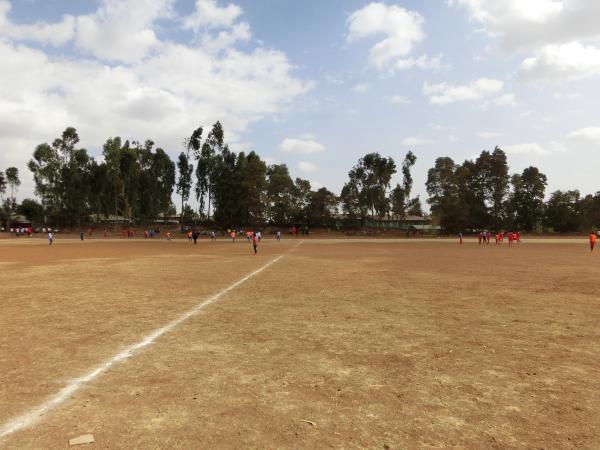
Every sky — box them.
[1,0,599,210]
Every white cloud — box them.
[450,1,600,81]
[347,2,438,71]
[567,126,600,144]
[352,82,370,93]
[0,0,74,46]
[428,123,456,132]
[478,131,503,139]
[448,0,599,50]
[423,78,503,104]
[199,22,251,52]
[0,0,310,199]
[75,0,175,62]
[450,0,564,27]
[393,54,443,70]
[493,93,517,106]
[183,0,242,30]
[183,0,251,52]
[503,143,548,155]
[0,0,250,63]
[279,138,325,154]
[298,161,317,173]
[520,42,600,81]
[387,95,410,105]
[502,141,566,155]
[401,136,432,146]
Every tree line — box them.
[425,148,600,233]
[0,124,598,233]
[0,124,340,229]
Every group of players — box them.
[457,230,522,246]
[477,230,521,246]
[179,228,286,255]
[457,229,598,253]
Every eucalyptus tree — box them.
[28,142,61,221]
[291,178,312,225]
[389,184,405,217]
[266,163,295,225]
[0,170,6,225]
[579,192,600,231]
[102,137,140,221]
[0,170,7,203]
[401,150,417,203]
[426,156,466,232]
[345,152,396,219]
[5,167,20,201]
[241,151,268,224]
[339,179,363,221]
[17,199,44,223]
[389,150,418,218]
[28,127,95,225]
[308,187,338,226]
[509,166,547,232]
[137,141,176,224]
[475,147,509,229]
[2,168,19,220]
[176,151,193,223]
[196,122,224,219]
[544,190,581,232]
[406,196,423,217]
[61,149,93,225]
[211,144,237,226]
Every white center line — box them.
[0,251,289,441]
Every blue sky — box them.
[1,0,599,209]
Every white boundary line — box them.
[0,252,289,441]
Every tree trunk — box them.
[207,187,211,221]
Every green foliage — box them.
[27,129,176,226]
[14,123,597,234]
[389,184,405,217]
[406,196,423,217]
[266,164,295,225]
[342,152,396,221]
[308,187,338,226]
[17,198,44,223]
[401,150,417,199]
[21,123,336,229]
[426,149,511,232]
[195,123,222,219]
[5,167,20,192]
[544,190,581,232]
[28,128,94,225]
[0,170,6,198]
[426,157,467,232]
[475,147,509,228]
[176,151,193,220]
[388,151,419,219]
[509,167,547,232]
[212,148,268,226]
[579,192,600,231]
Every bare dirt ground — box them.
[1,237,599,449]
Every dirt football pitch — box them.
[1,236,599,449]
